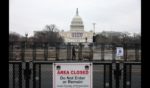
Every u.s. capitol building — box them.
[59,8,93,45]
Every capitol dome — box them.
[59,8,93,43]
[70,8,84,31]
[71,16,83,25]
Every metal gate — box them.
[9,61,22,88]
[123,62,141,88]
[9,61,141,88]
[32,61,112,88]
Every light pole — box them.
[93,23,96,36]
[92,23,96,43]
[92,23,96,60]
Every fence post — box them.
[33,63,36,88]
[67,43,71,60]
[21,41,25,62]
[123,43,127,61]
[123,63,126,88]
[89,44,93,61]
[109,64,112,88]
[135,43,139,61]
[56,43,60,61]
[19,63,22,88]
[114,62,121,88]
[44,42,48,61]
[112,43,116,63]
[123,63,132,88]
[13,64,15,88]
[101,43,105,61]
[78,43,82,60]
[24,62,31,88]
[32,42,36,61]
[104,64,112,88]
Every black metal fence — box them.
[9,61,141,88]
[9,41,141,88]
[123,62,141,88]
[9,41,141,62]
[9,61,22,88]
[32,61,112,88]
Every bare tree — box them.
[44,24,59,32]
[34,24,64,46]
[9,32,22,42]
[133,33,141,44]
[95,33,109,43]
[95,31,140,44]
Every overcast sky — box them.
[9,0,141,37]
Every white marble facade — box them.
[59,31,93,43]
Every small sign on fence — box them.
[116,47,124,57]
[53,63,93,88]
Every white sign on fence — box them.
[53,63,93,88]
[116,47,124,56]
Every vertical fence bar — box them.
[67,43,71,60]
[78,43,82,60]
[123,43,127,61]
[44,42,48,61]
[33,42,36,61]
[112,43,116,63]
[19,63,22,88]
[104,64,112,88]
[115,62,120,88]
[129,65,132,88]
[25,62,30,88]
[104,64,106,88]
[109,64,112,88]
[123,63,126,88]
[56,43,60,61]
[21,42,25,61]
[89,44,93,61]
[101,43,105,61]
[135,43,139,61]
[123,63,132,88]
[13,64,15,88]
[39,64,41,88]
[33,63,36,88]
